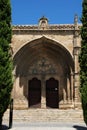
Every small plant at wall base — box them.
[0,0,13,126]
[79,0,87,125]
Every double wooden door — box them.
[28,77,59,108]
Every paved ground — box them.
[2,109,87,130]
[3,109,85,123]
[1,122,87,130]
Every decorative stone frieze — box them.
[12,24,81,31]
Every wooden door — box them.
[46,78,59,108]
[28,78,41,108]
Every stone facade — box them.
[11,16,82,109]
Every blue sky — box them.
[11,0,82,25]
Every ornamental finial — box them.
[74,14,78,25]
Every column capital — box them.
[70,72,74,76]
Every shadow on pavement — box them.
[0,125,9,130]
[73,125,87,130]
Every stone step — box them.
[3,109,84,123]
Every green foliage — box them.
[0,0,13,126]
[79,0,87,125]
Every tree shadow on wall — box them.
[73,125,87,130]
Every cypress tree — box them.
[0,0,13,126]
[79,0,87,125]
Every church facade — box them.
[11,16,81,109]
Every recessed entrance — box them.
[28,78,41,108]
[46,78,59,108]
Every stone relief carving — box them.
[28,57,57,75]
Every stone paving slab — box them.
[2,109,86,130]
[2,122,87,130]
[9,127,82,130]
[4,126,87,130]
[3,109,84,123]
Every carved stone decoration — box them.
[38,16,49,30]
[28,57,57,75]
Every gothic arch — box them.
[13,36,74,75]
[13,36,74,108]
[13,36,73,58]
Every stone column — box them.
[41,76,46,108]
[73,15,81,108]
[73,40,80,104]
[63,77,67,103]
[67,76,70,103]
[63,88,67,103]
[74,49,81,109]
[74,55,80,102]
[70,72,74,102]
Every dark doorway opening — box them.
[28,78,41,108]
[46,78,59,108]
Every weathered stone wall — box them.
[12,31,74,57]
[11,22,81,109]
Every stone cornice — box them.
[12,24,81,31]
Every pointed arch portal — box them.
[13,36,74,109]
